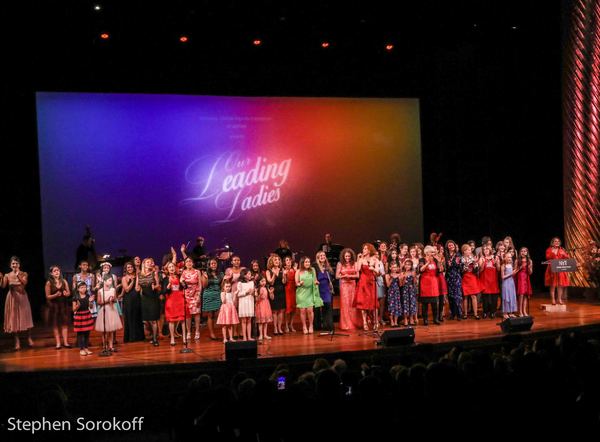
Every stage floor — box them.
[1,296,599,373]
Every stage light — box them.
[93,4,102,11]
[321,41,330,48]
[511,25,518,30]
[179,36,189,43]
[100,32,110,40]
[385,44,394,51]
[253,39,262,46]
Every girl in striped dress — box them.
[73,282,95,355]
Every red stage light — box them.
[385,44,394,51]
[253,39,262,46]
[179,36,189,43]
[100,33,110,40]
[321,41,330,48]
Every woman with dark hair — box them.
[72,260,96,320]
[444,240,463,320]
[354,243,380,331]
[163,262,185,346]
[45,265,72,349]
[121,261,144,342]
[314,251,334,332]
[181,257,202,340]
[201,258,223,340]
[336,248,359,331]
[545,237,570,305]
[2,256,34,350]
[283,256,297,332]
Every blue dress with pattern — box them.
[445,253,463,317]
[387,276,402,317]
[400,274,418,316]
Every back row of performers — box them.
[2,234,571,351]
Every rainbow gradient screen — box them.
[36,92,423,268]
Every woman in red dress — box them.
[478,246,500,319]
[419,246,441,325]
[163,262,185,346]
[545,237,569,305]
[283,256,297,332]
[336,248,360,331]
[461,244,481,319]
[516,247,533,316]
[354,243,379,331]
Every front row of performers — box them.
[1,236,571,351]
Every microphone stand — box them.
[180,274,192,354]
[98,272,112,357]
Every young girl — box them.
[255,276,273,341]
[461,244,481,320]
[73,261,96,320]
[95,272,123,351]
[236,269,256,341]
[501,252,519,319]
[45,265,72,349]
[400,260,418,326]
[385,262,402,327]
[217,281,239,343]
[516,247,533,316]
[73,281,94,355]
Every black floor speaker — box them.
[225,340,257,360]
[380,328,415,346]
[500,316,534,333]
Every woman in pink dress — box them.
[336,248,360,331]
[2,256,34,351]
[516,247,533,316]
[354,243,379,331]
[163,262,185,346]
[545,237,569,305]
[283,256,297,332]
[181,257,202,340]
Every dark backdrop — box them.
[1,0,563,317]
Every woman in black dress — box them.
[121,261,145,342]
[136,258,161,346]
[266,255,287,335]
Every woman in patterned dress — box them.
[2,256,34,351]
[444,240,463,320]
[400,259,418,326]
[181,257,203,340]
[201,258,223,341]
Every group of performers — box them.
[0,234,573,352]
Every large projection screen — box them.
[36,93,423,269]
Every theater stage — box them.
[1,296,599,374]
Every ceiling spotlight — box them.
[100,32,110,40]
[511,25,518,30]
[179,35,189,43]
[253,39,262,46]
[321,41,330,48]
[93,4,102,11]
[385,44,394,51]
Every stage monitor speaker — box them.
[380,328,415,346]
[500,316,534,333]
[225,340,257,361]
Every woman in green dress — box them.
[295,256,323,334]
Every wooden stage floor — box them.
[1,296,599,373]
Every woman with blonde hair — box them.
[266,254,287,335]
